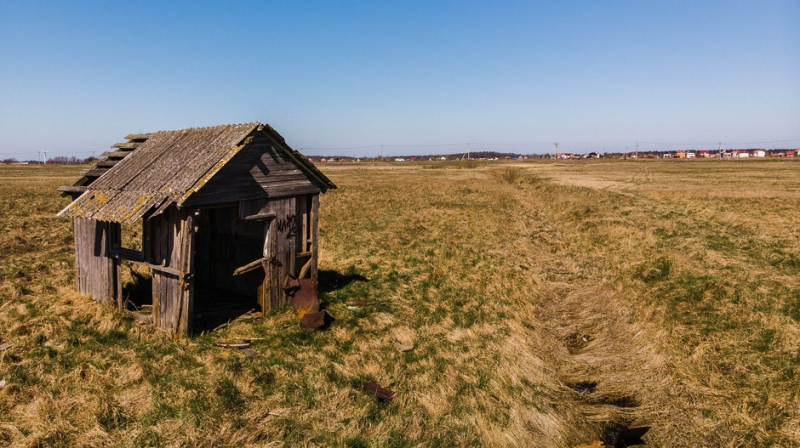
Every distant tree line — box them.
[1,156,99,164]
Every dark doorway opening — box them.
[193,206,265,332]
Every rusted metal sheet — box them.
[362,382,396,402]
[291,279,320,318]
[300,310,336,331]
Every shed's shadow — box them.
[318,269,368,294]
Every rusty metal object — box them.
[362,381,396,402]
[300,310,336,331]
[282,274,300,292]
[291,278,320,318]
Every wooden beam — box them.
[241,213,275,221]
[101,150,134,159]
[95,159,120,168]
[110,247,145,262]
[59,185,87,194]
[110,142,142,149]
[123,133,152,141]
[79,168,108,177]
[233,257,267,276]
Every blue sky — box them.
[1,1,798,158]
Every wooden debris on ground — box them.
[240,348,265,359]
[362,381,396,402]
[215,340,266,359]
[393,341,414,352]
[346,298,370,310]
[215,341,251,349]
[210,308,260,331]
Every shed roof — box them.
[58,122,335,223]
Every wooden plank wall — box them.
[241,194,321,310]
[73,217,117,304]
[146,206,194,335]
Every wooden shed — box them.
[58,123,336,336]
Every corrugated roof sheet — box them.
[59,123,258,223]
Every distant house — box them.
[686,151,696,159]
[787,150,796,157]
[737,151,750,158]
[676,150,686,159]
[699,150,710,158]
[752,149,766,158]
[394,158,405,162]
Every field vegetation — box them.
[1,159,799,447]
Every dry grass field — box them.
[1,159,799,447]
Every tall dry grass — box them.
[1,160,798,447]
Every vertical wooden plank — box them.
[152,273,161,326]
[115,258,122,310]
[259,218,269,316]
[311,194,320,290]
[177,210,194,337]
[73,217,85,295]
[268,218,280,310]
[300,196,308,253]
[279,198,296,306]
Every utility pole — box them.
[718,142,723,159]
[635,142,639,160]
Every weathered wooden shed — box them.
[58,123,336,336]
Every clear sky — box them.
[1,0,798,158]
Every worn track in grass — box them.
[1,160,799,447]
